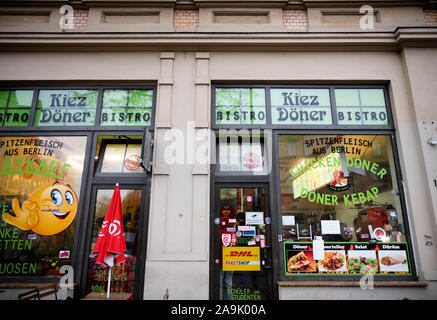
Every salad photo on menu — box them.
[347,250,378,274]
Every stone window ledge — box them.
[278,281,428,287]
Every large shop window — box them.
[212,85,414,283]
[0,86,154,300]
[279,134,412,277]
[0,136,87,277]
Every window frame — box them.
[0,85,155,299]
[0,131,93,285]
[210,83,417,289]
[212,84,394,131]
[0,85,157,132]
[94,138,146,178]
[214,133,271,176]
[273,130,417,282]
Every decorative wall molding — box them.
[1,28,436,52]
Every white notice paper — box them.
[312,237,325,260]
[245,212,264,225]
[282,215,295,226]
[321,220,341,235]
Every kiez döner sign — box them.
[216,89,388,125]
[38,94,151,125]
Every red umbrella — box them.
[92,183,126,298]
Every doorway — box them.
[78,135,151,300]
[212,184,273,300]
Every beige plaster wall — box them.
[0,52,160,81]
[400,47,437,281]
[87,7,174,32]
[197,7,285,32]
[144,51,210,300]
[308,6,426,32]
[0,7,63,32]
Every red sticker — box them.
[231,233,237,245]
[125,155,141,171]
[373,227,386,241]
[368,207,387,227]
[242,152,260,169]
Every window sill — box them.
[277,281,428,287]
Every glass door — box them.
[213,185,273,300]
[86,189,142,294]
[85,186,147,299]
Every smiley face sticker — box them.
[3,182,78,236]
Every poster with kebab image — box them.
[284,242,411,275]
[378,243,409,273]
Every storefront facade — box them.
[0,0,437,300]
[0,86,155,299]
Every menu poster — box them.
[284,242,411,276]
[378,244,409,273]
[318,244,347,273]
[284,243,317,274]
[348,243,379,274]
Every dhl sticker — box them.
[222,247,261,271]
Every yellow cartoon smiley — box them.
[3,183,78,236]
